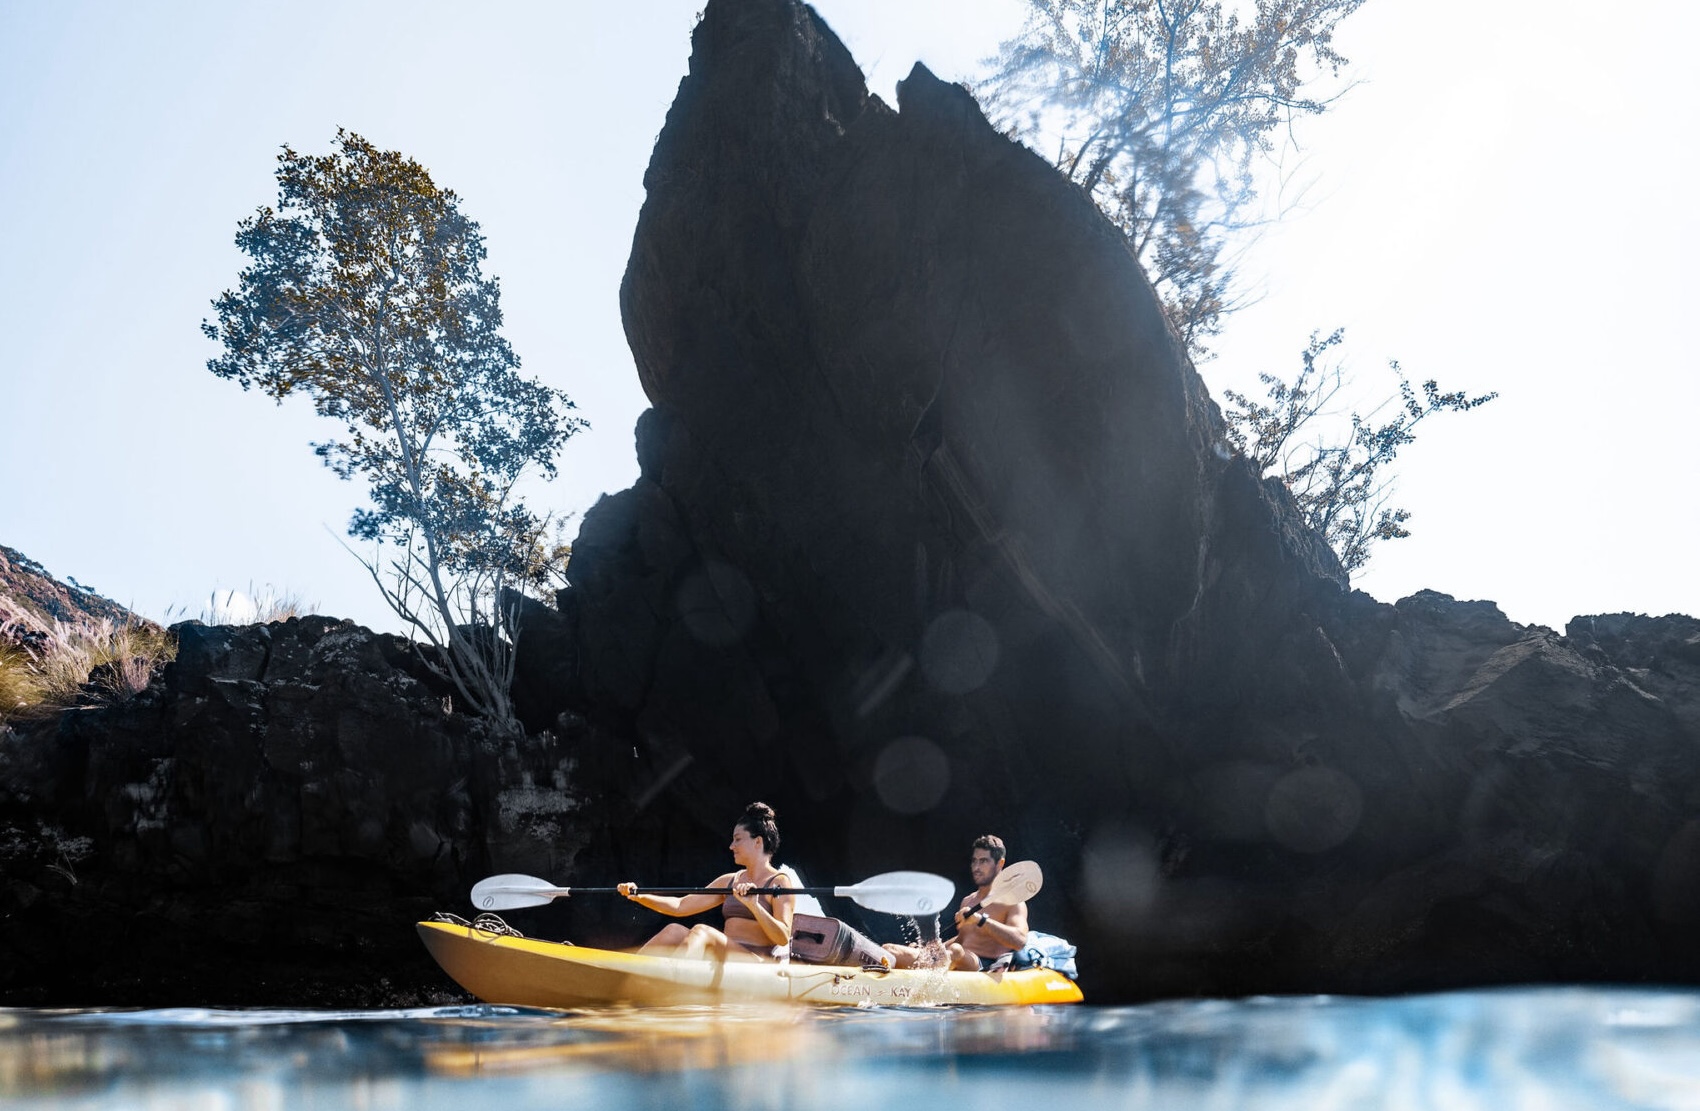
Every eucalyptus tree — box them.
[204,130,585,727]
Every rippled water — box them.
[4,989,1699,1109]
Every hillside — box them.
[0,544,146,637]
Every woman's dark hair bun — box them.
[739,801,781,858]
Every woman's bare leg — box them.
[682,923,729,962]
[637,923,690,955]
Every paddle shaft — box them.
[471,868,954,915]
[502,885,867,897]
[957,861,1044,918]
[959,890,1027,918]
[957,889,1020,919]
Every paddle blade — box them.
[470,873,567,911]
[836,870,955,916]
[989,860,1044,905]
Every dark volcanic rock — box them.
[536,0,1700,1001]
[0,617,590,1006]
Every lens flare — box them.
[675,561,757,646]
[1264,766,1363,853]
[918,610,1000,695]
[1081,825,1160,927]
[872,736,950,814]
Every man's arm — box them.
[967,901,1029,951]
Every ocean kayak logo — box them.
[914,897,936,913]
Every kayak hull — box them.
[417,920,1083,1007]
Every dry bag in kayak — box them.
[789,913,890,967]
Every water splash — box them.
[891,915,959,1007]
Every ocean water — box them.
[3,988,1699,1109]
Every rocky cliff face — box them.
[533,0,1700,999]
[0,616,593,1005]
[5,0,1699,1006]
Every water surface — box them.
[4,988,1698,1109]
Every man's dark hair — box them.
[971,834,1006,862]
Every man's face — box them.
[969,849,1001,887]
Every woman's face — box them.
[729,824,766,867]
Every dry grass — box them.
[0,638,41,724]
[195,584,317,626]
[0,617,176,727]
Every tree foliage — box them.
[982,0,1365,357]
[984,1,1501,574]
[203,130,585,726]
[1223,331,1497,574]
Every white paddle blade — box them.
[470,873,569,911]
[836,870,955,916]
[991,860,1044,904]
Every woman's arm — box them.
[619,874,734,917]
[734,876,795,946]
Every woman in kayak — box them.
[618,801,796,961]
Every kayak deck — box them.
[417,920,1083,1007]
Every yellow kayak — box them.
[417,919,1084,1007]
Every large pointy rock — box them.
[540,0,1700,1003]
[617,1,1339,710]
[558,0,1345,980]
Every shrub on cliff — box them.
[203,131,585,729]
[1223,329,1497,574]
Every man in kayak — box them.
[617,801,795,961]
[882,834,1029,971]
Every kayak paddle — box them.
[958,859,1043,918]
[471,869,955,917]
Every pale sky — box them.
[2,0,1695,635]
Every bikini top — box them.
[721,871,786,922]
